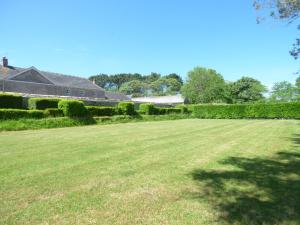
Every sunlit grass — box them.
[1,119,299,224]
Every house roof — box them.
[0,65,104,90]
[132,94,184,104]
[105,91,131,101]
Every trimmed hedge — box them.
[0,94,23,109]
[28,98,61,110]
[158,108,182,115]
[192,103,300,119]
[44,108,64,117]
[58,100,88,117]
[86,106,116,117]
[0,109,44,120]
[139,103,158,115]
[118,102,135,115]
[176,104,189,114]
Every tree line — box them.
[89,66,300,104]
[89,73,183,97]
[181,66,300,104]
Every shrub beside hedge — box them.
[139,103,158,115]
[118,102,135,115]
[0,94,23,109]
[176,104,189,114]
[86,106,116,117]
[28,98,61,110]
[44,108,64,117]
[192,103,300,119]
[0,109,44,120]
[58,100,88,117]
[158,108,182,115]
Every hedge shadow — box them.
[188,137,300,224]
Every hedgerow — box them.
[139,103,158,115]
[158,108,182,115]
[192,103,300,119]
[0,94,23,109]
[58,100,88,117]
[44,108,64,117]
[117,102,135,115]
[86,106,116,117]
[28,98,61,110]
[0,109,44,120]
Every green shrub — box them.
[117,102,135,115]
[158,107,182,115]
[86,106,116,117]
[0,109,44,120]
[0,117,96,131]
[28,98,60,110]
[0,94,23,109]
[176,104,189,114]
[193,104,246,119]
[58,100,88,117]
[192,103,300,119]
[139,103,158,115]
[44,108,64,117]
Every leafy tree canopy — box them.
[270,81,297,102]
[181,67,227,104]
[89,72,183,97]
[228,77,267,103]
[151,78,182,96]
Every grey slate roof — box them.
[105,91,131,101]
[0,65,104,90]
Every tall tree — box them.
[151,78,181,96]
[254,0,300,58]
[165,73,183,85]
[119,80,147,97]
[181,67,227,103]
[144,72,161,83]
[89,74,109,88]
[229,77,267,103]
[270,81,296,101]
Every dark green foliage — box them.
[44,108,64,117]
[0,109,44,120]
[28,98,61,110]
[58,100,88,117]
[0,94,23,109]
[270,81,297,102]
[158,108,182,115]
[193,104,246,119]
[181,67,227,103]
[0,117,96,131]
[86,106,116,117]
[193,103,300,119]
[228,77,267,103]
[117,102,135,115]
[89,72,183,97]
[139,103,158,115]
[176,104,189,114]
[139,103,183,115]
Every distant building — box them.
[132,94,184,104]
[0,57,129,101]
[105,91,131,101]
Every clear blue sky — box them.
[1,0,299,88]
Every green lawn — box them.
[1,119,300,225]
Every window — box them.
[80,90,85,96]
[65,88,71,95]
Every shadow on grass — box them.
[189,137,300,224]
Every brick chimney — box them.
[2,57,8,67]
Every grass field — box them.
[1,119,300,225]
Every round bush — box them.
[58,100,88,117]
